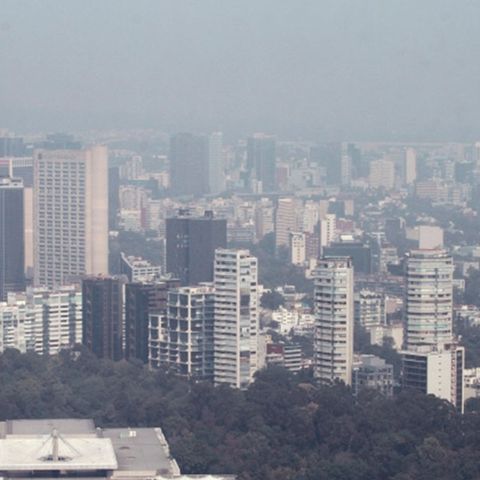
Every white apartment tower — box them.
[275,197,296,249]
[33,147,108,287]
[149,284,215,381]
[289,232,306,266]
[405,249,453,350]
[214,249,258,389]
[314,257,354,386]
[0,286,82,355]
[319,213,336,253]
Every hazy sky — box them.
[1,0,480,140]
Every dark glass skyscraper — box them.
[169,133,209,196]
[166,210,227,286]
[0,177,25,301]
[247,134,277,192]
[82,276,124,361]
[124,278,179,363]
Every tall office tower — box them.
[310,143,342,185]
[275,197,296,249]
[108,166,120,229]
[24,187,34,281]
[208,132,224,195]
[314,257,354,386]
[82,276,124,361]
[0,286,82,355]
[405,148,417,185]
[0,177,25,301]
[125,278,179,364]
[169,133,209,196]
[247,134,276,193]
[149,284,215,380]
[347,143,367,179]
[340,153,352,186]
[319,213,336,253]
[405,249,453,351]
[166,210,227,286]
[214,249,258,389]
[368,158,395,190]
[33,147,108,288]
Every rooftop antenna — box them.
[52,428,59,462]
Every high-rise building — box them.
[352,354,394,397]
[289,232,306,266]
[275,198,296,249]
[314,257,354,386]
[214,249,258,389]
[0,133,25,157]
[405,147,417,185]
[82,276,124,361]
[247,134,276,192]
[369,158,395,190]
[208,132,224,195]
[402,343,464,413]
[354,290,386,329]
[310,143,342,185]
[108,166,120,229]
[120,253,162,283]
[166,210,227,286]
[149,284,215,380]
[0,177,25,301]
[125,278,179,364]
[405,249,453,350]
[33,147,108,288]
[169,133,209,196]
[319,213,336,253]
[0,286,82,355]
[323,238,372,274]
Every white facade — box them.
[403,344,464,413]
[405,147,417,185]
[289,232,306,266]
[314,257,354,386]
[149,284,215,380]
[214,249,258,389]
[319,213,336,252]
[405,249,453,350]
[354,289,386,328]
[33,147,108,288]
[275,198,296,248]
[0,286,82,355]
[369,158,395,190]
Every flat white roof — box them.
[0,436,118,471]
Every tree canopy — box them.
[1,349,480,479]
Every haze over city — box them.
[3,2,480,480]
[2,0,480,139]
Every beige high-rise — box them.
[33,146,108,288]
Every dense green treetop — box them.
[1,349,479,480]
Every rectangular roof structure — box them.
[2,419,96,437]
[103,427,177,476]
[0,436,117,471]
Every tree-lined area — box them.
[1,349,480,480]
